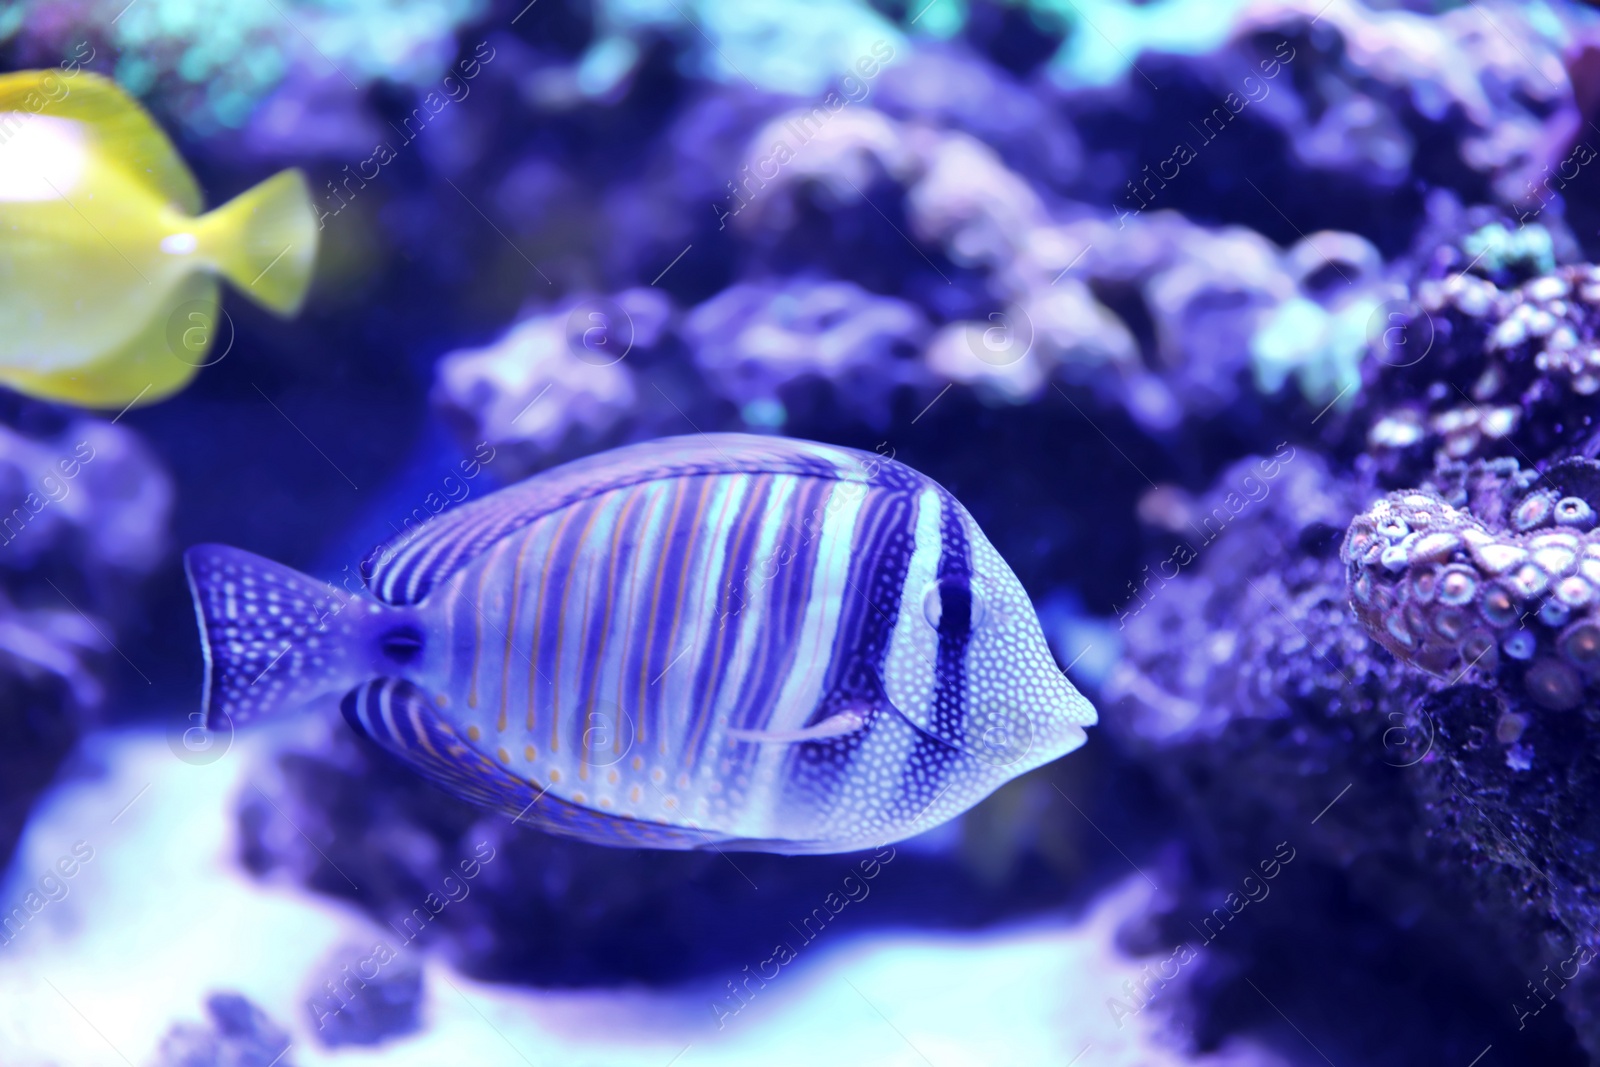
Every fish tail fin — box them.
[184,544,365,730]
[199,169,320,316]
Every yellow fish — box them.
[0,70,318,408]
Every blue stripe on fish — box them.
[686,473,774,765]
[894,491,973,821]
[778,484,918,835]
[717,475,826,791]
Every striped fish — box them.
[185,434,1096,854]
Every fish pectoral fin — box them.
[726,708,867,744]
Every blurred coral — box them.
[685,278,930,427]
[0,416,170,876]
[431,291,659,464]
[586,0,902,96]
[0,418,170,703]
[2,0,489,129]
[152,992,296,1067]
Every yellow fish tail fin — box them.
[200,168,319,316]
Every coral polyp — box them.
[1344,461,1600,707]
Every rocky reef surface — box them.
[1111,249,1600,1059]
[5,0,1600,1064]
[0,406,170,868]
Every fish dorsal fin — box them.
[0,71,201,213]
[340,678,736,849]
[368,433,910,605]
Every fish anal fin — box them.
[341,678,528,813]
[0,272,215,408]
[342,678,737,849]
[726,708,867,744]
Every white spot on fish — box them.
[0,115,89,201]
[160,232,198,255]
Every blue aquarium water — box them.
[2,1,1600,1064]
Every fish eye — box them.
[921,578,987,634]
[380,626,425,664]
